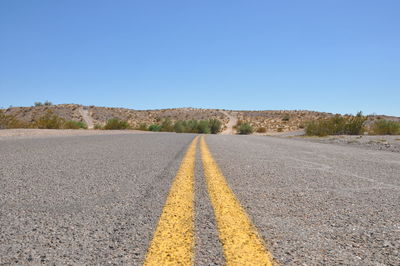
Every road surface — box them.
[1,133,399,265]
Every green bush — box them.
[160,118,174,132]
[197,120,211,134]
[305,112,367,136]
[34,101,52,106]
[173,120,185,133]
[185,120,199,133]
[104,118,130,130]
[34,110,65,129]
[238,123,253,135]
[208,119,222,134]
[63,120,87,129]
[370,120,400,135]
[282,114,290,121]
[148,124,162,131]
[146,118,223,134]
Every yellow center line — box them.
[144,136,198,266]
[200,136,275,266]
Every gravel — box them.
[289,135,400,153]
[0,129,149,140]
[205,135,400,265]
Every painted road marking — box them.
[144,136,198,266]
[200,136,274,266]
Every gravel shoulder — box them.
[0,129,150,140]
[288,135,400,153]
[205,135,400,265]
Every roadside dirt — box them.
[79,107,94,129]
[220,111,237,135]
[0,129,149,140]
[289,135,400,153]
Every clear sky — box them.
[1,1,399,115]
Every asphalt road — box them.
[1,133,399,265]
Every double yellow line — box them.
[144,136,274,265]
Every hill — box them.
[3,104,397,134]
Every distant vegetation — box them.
[63,120,88,129]
[34,101,53,106]
[103,118,131,130]
[33,111,88,129]
[305,112,366,136]
[94,123,103,130]
[369,120,400,135]
[238,123,253,135]
[0,110,88,130]
[282,114,290,121]
[0,110,27,129]
[148,124,162,132]
[33,110,65,129]
[234,120,253,135]
[145,118,222,134]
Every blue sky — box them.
[1,1,399,115]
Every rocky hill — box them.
[4,104,395,133]
[4,104,229,130]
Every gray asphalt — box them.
[206,135,400,265]
[1,133,399,265]
[0,133,194,264]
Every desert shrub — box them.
[0,110,27,129]
[34,101,52,106]
[305,120,331,136]
[174,120,185,133]
[344,112,366,135]
[369,120,400,135]
[282,114,290,121]
[234,120,244,129]
[238,123,253,135]
[160,118,174,132]
[34,110,64,129]
[148,124,162,131]
[104,118,130,130]
[208,119,222,134]
[197,120,211,134]
[63,120,87,129]
[94,123,103,130]
[185,120,199,133]
[137,123,148,131]
[146,119,222,134]
[256,127,267,133]
[305,112,366,136]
